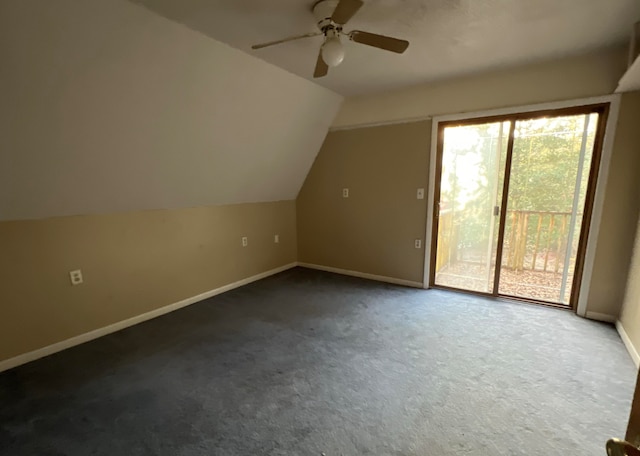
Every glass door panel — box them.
[434,121,510,293]
[498,113,598,304]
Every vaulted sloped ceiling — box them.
[129,0,640,96]
[0,0,343,220]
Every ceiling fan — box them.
[251,0,410,78]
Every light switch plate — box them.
[274,234,279,243]
[417,188,425,199]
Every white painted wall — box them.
[0,0,343,221]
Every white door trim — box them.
[422,94,621,318]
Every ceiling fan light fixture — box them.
[321,36,345,67]
[251,0,409,78]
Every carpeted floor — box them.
[0,267,635,455]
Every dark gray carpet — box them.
[0,267,635,455]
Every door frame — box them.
[422,94,621,315]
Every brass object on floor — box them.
[607,439,640,456]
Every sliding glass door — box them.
[433,121,509,293]
[431,105,607,307]
[498,114,598,304]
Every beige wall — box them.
[618,96,640,356]
[298,59,640,319]
[587,92,640,317]
[620,219,640,361]
[2,2,637,370]
[0,0,324,366]
[297,121,430,283]
[332,48,626,128]
[0,201,296,363]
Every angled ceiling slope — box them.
[130,0,640,96]
[0,0,343,221]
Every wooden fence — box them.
[503,210,577,273]
[435,209,454,272]
[436,210,578,274]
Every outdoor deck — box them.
[435,209,578,304]
[435,261,571,303]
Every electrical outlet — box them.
[69,269,83,285]
[242,237,248,247]
[274,234,279,243]
[342,188,349,198]
[414,239,422,249]
[417,188,425,199]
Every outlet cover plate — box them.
[69,269,83,285]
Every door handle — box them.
[606,439,640,455]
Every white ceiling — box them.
[130,0,640,96]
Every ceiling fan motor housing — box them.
[251,0,408,79]
[313,0,340,31]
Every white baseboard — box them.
[298,262,423,288]
[617,320,640,369]
[585,311,617,323]
[0,262,297,373]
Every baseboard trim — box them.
[298,262,423,288]
[585,311,617,323]
[0,262,297,373]
[617,320,640,369]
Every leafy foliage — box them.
[508,115,595,212]
[439,114,597,258]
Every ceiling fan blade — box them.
[313,49,329,78]
[252,32,322,50]
[331,0,363,25]
[349,30,409,53]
